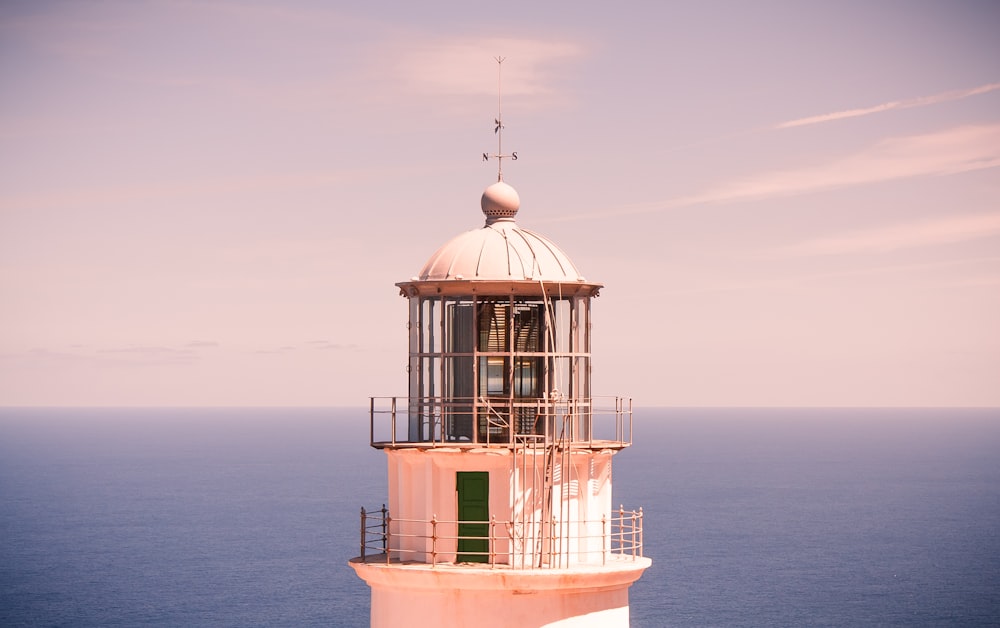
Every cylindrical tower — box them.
[350,178,650,627]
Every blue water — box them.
[1,408,998,626]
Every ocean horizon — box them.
[2,407,998,626]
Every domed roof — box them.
[415,181,586,283]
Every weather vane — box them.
[482,56,517,182]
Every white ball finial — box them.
[481,181,520,223]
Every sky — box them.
[1,0,998,407]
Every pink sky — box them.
[1,1,998,406]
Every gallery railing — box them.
[357,505,644,569]
[368,395,632,449]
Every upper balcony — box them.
[368,395,632,450]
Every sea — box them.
[1,407,998,627]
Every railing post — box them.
[380,504,387,554]
[602,513,607,565]
[431,515,438,568]
[552,515,559,569]
[630,509,636,558]
[628,397,633,446]
[490,515,496,567]
[587,399,594,449]
[638,507,644,558]
[436,397,442,444]
[385,508,392,565]
[618,397,632,445]
[369,398,375,447]
[360,507,367,561]
[614,396,621,443]
[619,504,625,557]
[390,397,397,445]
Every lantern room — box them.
[382,180,624,449]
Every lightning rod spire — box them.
[483,56,517,181]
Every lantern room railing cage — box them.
[368,395,632,449]
[357,505,644,569]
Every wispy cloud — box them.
[185,341,220,348]
[305,340,359,351]
[660,256,1000,297]
[397,37,584,102]
[0,1,378,121]
[96,346,201,365]
[0,167,372,213]
[0,340,357,367]
[774,214,1000,257]
[957,274,1000,287]
[254,346,297,355]
[681,124,1000,205]
[542,123,1000,223]
[1,346,203,367]
[776,82,1000,129]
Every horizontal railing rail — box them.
[368,395,632,449]
[357,505,644,569]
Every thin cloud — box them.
[254,346,296,355]
[305,340,359,351]
[774,214,1000,257]
[661,256,1000,297]
[3,346,201,367]
[541,123,1000,223]
[776,82,1000,129]
[682,124,1000,206]
[0,168,370,213]
[96,346,200,365]
[0,2,378,120]
[957,275,1000,287]
[398,37,584,102]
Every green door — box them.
[456,471,489,563]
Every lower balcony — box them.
[354,505,645,570]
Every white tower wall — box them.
[384,448,616,567]
[353,556,647,628]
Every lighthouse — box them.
[350,63,650,627]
